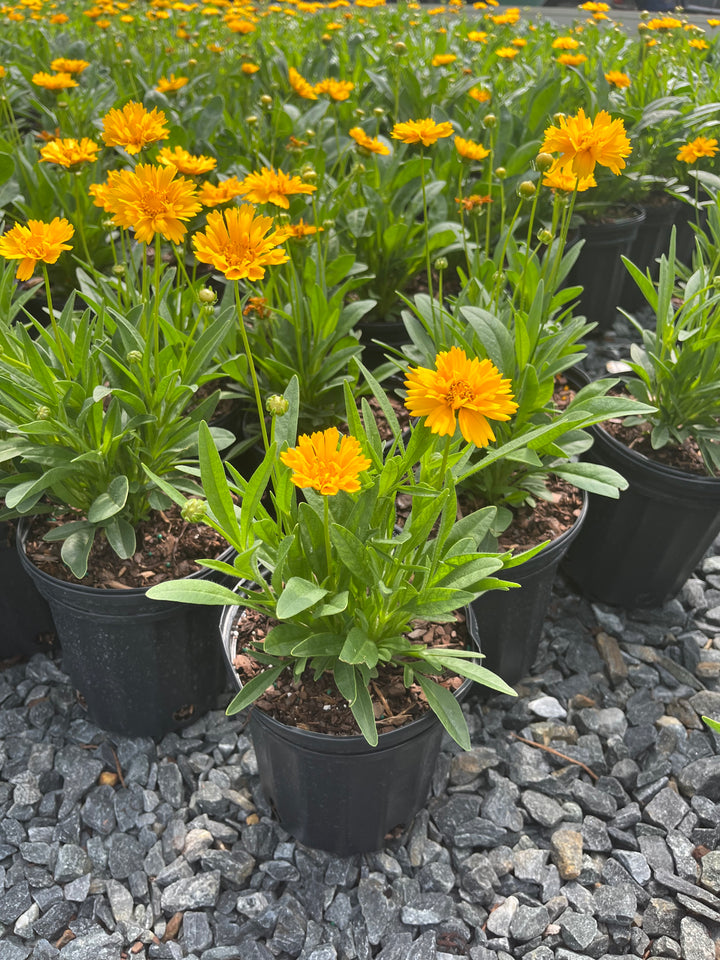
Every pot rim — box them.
[16,515,235,597]
[220,600,479,748]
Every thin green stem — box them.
[153,235,162,383]
[42,265,71,378]
[420,148,435,322]
[234,280,270,451]
[323,494,332,581]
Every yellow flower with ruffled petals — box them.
[103,163,201,244]
[280,428,371,495]
[237,166,316,209]
[157,145,217,176]
[39,137,100,167]
[541,108,631,179]
[101,101,170,154]
[349,127,390,155]
[192,205,289,281]
[455,136,490,161]
[391,118,454,146]
[0,218,74,281]
[677,136,718,164]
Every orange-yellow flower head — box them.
[50,58,90,73]
[604,70,631,88]
[404,346,517,447]
[237,166,316,209]
[348,126,390,155]
[432,53,457,66]
[0,217,74,282]
[156,73,189,93]
[197,177,246,207]
[552,36,579,49]
[469,86,491,103]
[32,72,78,90]
[39,137,100,167]
[101,101,170,155]
[313,78,354,101]
[192,205,290,281]
[288,66,318,100]
[496,47,518,59]
[540,108,631,180]
[280,427,371,495]
[556,53,588,66]
[455,136,490,161]
[542,164,596,193]
[391,118,454,147]
[677,136,719,164]
[157,145,217,176]
[102,163,201,244]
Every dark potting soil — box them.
[24,505,229,589]
[230,608,469,737]
[602,417,715,477]
[495,478,584,554]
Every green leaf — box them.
[198,421,241,545]
[103,516,136,559]
[264,623,311,655]
[702,715,720,733]
[349,675,378,746]
[275,577,328,619]
[87,475,129,523]
[146,579,241,604]
[339,627,379,667]
[416,675,470,751]
[61,527,95,580]
[290,632,345,656]
[226,664,285,715]
[318,591,349,616]
[330,525,375,586]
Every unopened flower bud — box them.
[713,275,720,288]
[434,256,448,271]
[112,264,126,276]
[123,59,132,65]
[266,394,289,416]
[354,162,366,175]
[188,57,197,65]
[246,114,258,125]
[535,152,554,173]
[260,94,272,106]
[301,163,317,182]
[553,112,565,123]
[483,113,497,128]
[36,405,51,420]
[321,33,332,43]
[518,180,536,199]
[305,128,316,139]
[322,218,335,230]
[537,228,553,244]
[126,350,143,365]
[181,498,206,523]
[354,108,365,118]
[494,166,506,180]
[394,40,407,53]
[198,287,216,303]
[373,107,384,117]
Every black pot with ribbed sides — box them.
[470,493,588,686]
[0,521,55,660]
[561,427,720,609]
[221,604,478,856]
[17,519,230,739]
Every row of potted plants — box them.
[1,0,719,853]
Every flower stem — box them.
[234,280,269,451]
[420,148,435,322]
[42,265,71,378]
[323,494,333,581]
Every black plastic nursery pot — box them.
[18,519,230,739]
[470,493,588,686]
[0,521,55,660]
[221,604,478,856]
[357,318,412,370]
[561,426,720,609]
[568,207,645,335]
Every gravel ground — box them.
[1,312,719,960]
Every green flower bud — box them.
[373,107,384,117]
[246,114,258,125]
[494,166,507,180]
[112,264,126,276]
[322,218,335,230]
[266,394,289,416]
[537,228,553,245]
[713,276,720,289]
[36,405,51,420]
[483,113,497,128]
[305,128,316,140]
[126,350,143,365]
[535,152,554,173]
[394,41,407,53]
[553,112,566,124]
[181,498,207,523]
[321,32,332,43]
[260,94,272,107]
[434,256,449,271]
[518,180,536,200]
[198,286,216,303]
[354,108,365,118]
[301,163,317,182]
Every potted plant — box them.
[0,212,238,737]
[563,227,720,607]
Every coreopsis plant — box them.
[620,228,720,474]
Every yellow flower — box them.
[280,428,371,495]
[489,7,520,24]
[541,108,631,179]
[512,38,527,47]
[32,72,78,90]
[467,30,488,42]
[156,73,189,93]
[432,53,457,66]
[348,126,390,155]
[604,70,631,88]
[552,36,579,49]
[0,66,5,80]
[101,101,170,154]
[242,63,260,74]
[284,218,324,238]
[237,166,317,209]
[192,205,290,281]
[157,145,217,175]
[579,1,609,9]
[689,38,709,49]
[288,66,318,100]
[469,86,491,103]
[707,18,720,25]
[556,53,588,66]
[103,163,201,244]
[646,16,683,29]
[313,78,354,101]
[542,164,596,192]
[197,176,245,207]
[677,136,719,164]
[391,118,454,146]
[50,58,90,73]
[226,17,256,31]
[456,193,492,211]
[49,13,70,23]
[455,136,490,161]
[0,217,74,282]
[496,47,518,59]
[39,137,100,167]
[404,346,517,447]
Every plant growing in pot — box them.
[0,213,238,737]
[145,343,624,854]
[563,228,720,608]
